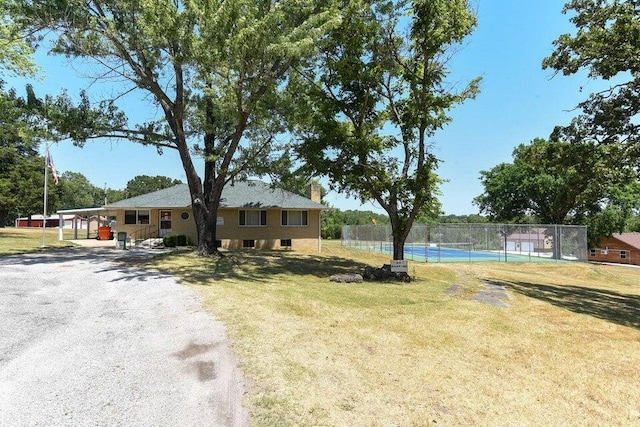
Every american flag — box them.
[47,152,59,185]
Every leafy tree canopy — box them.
[474,138,640,245]
[292,0,479,260]
[56,171,103,209]
[543,0,640,169]
[626,211,640,232]
[125,175,183,198]
[0,84,56,225]
[321,208,389,239]
[8,0,340,256]
[0,5,39,78]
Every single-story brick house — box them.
[58,181,325,252]
[589,232,640,266]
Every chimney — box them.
[308,182,321,203]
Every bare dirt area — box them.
[0,247,248,427]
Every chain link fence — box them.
[341,223,588,263]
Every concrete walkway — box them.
[0,247,248,426]
[69,238,119,248]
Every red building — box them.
[15,215,88,229]
[590,233,640,266]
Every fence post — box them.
[468,223,472,262]
[425,225,429,263]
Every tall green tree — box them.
[125,175,183,199]
[543,0,640,169]
[474,138,639,245]
[320,207,390,239]
[9,0,340,256]
[626,212,640,232]
[292,0,478,260]
[57,171,103,208]
[0,84,55,225]
[0,9,39,77]
[583,182,640,242]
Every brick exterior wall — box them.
[112,207,322,252]
[216,208,321,252]
[589,237,640,266]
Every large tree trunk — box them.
[0,209,8,227]
[389,214,410,261]
[392,233,405,261]
[193,174,226,257]
[193,203,220,256]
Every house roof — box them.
[611,232,640,250]
[103,181,325,210]
[507,228,552,240]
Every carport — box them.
[55,207,117,241]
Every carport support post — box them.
[58,213,64,241]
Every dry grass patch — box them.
[0,227,74,255]
[141,241,640,426]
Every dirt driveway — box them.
[0,247,248,426]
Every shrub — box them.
[163,235,176,247]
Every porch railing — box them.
[128,224,161,246]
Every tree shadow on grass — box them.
[129,249,372,286]
[490,279,640,330]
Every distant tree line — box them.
[0,118,182,227]
[320,210,497,240]
[474,138,640,246]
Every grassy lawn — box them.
[0,227,75,255]
[133,240,640,426]
[3,229,637,424]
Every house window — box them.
[125,210,136,225]
[281,210,308,226]
[243,239,255,248]
[280,239,292,248]
[138,210,150,224]
[181,211,190,220]
[239,210,267,226]
[124,210,150,225]
[620,250,628,259]
[590,249,596,257]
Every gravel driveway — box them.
[0,247,248,426]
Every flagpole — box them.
[42,148,49,247]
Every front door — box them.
[159,210,172,237]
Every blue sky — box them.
[7,1,602,214]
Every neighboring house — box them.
[589,232,640,266]
[506,228,554,253]
[99,180,325,252]
[16,214,89,229]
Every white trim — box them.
[281,210,309,227]
[124,209,150,225]
[239,210,267,227]
[56,207,109,214]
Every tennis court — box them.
[343,224,588,263]
[357,243,557,263]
